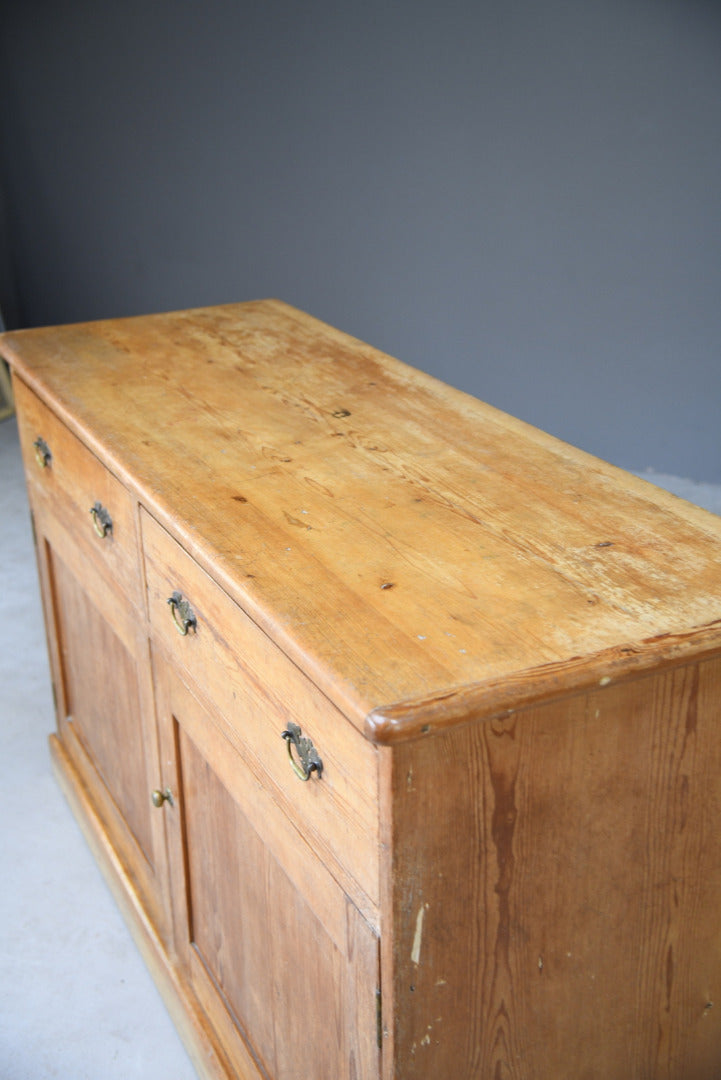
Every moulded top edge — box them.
[4,302,721,743]
[364,619,721,745]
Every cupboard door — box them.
[153,653,381,1080]
[33,499,169,937]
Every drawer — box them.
[141,509,380,917]
[14,378,142,609]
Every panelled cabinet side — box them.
[383,656,721,1080]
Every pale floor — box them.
[1,413,720,1079]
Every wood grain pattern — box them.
[365,620,721,744]
[13,376,143,610]
[384,657,721,1078]
[49,734,244,1080]
[51,548,152,859]
[27,474,170,940]
[142,508,380,916]
[153,657,380,1080]
[5,304,721,1080]
[4,302,721,735]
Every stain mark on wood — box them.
[283,510,312,530]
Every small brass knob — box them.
[151,787,173,808]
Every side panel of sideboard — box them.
[383,657,721,1079]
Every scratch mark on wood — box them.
[411,903,428,966]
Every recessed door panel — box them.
[155,662,381,1080]
[50,546,154,862]
[29,495,169,940]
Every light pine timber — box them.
[142,507,380,920]
[3,300,720,735]
[20,450,171,943]
[13,375,144,609]
[3,300,721,1079]
[152,658,380,1080]
[382,657,721,1079]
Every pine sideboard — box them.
[3,300,721,1080]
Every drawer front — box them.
[14,378,142,608]
[142,509,380,916]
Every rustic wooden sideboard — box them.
[3,301,721,1079]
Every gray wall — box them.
[1,0,720,481]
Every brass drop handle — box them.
[151,787,174,808]
[89,501,113,538]
[281,722,323,781]
[167,591,197,635]
[33,437,52,469]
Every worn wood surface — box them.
[142,508,380,918]
[24,456,170,940]
[153,658,381,1080]
[5,303,721,1080]
[384,656,721,1079]
[13,376,143,610]
[4,301,720,737]
[49,734,243,1080]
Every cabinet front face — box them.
[141,508,381,921]
[9,365,172,939]
[153,656,381,1080]
[31,501,169,934]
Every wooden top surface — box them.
[3,300,721,741]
